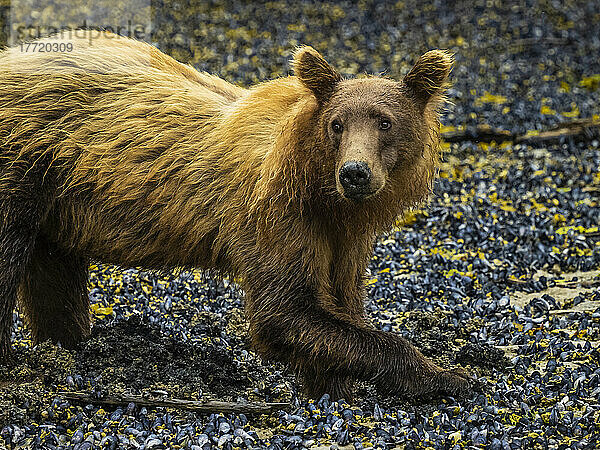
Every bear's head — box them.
[293,46,452,202]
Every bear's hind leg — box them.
[19,236,90,348]
[0,221,38,361]
[0,168,46,361]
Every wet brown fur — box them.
[0,33,471,399]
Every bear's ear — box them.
[292,46,341,104]
[403,50,453,103]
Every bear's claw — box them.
[394,366,478,400]
[428,366,479,398]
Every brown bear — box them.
[0,32,472,400]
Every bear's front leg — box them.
[245,263,473,400]
[295,248,371,401]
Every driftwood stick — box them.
[58,391,291,415]
[441,118,600,145]
[442,125,514,143]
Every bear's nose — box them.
[339,161,372,190]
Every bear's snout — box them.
[339,161,373,200]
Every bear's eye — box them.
[331,120,343,133]
[379,120,392,131]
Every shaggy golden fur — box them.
[0,32,471,399]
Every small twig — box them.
[475,38,573,51]
[508,277,599,289]
[555,280,600,289]
[550,309,584,316]
[547,118,600,131]
[509,38,573,48]
[549,301,600,315]
[497,345,519,352]
[58,391,291,415]
[582,187,600,193]
[582,231,600,238]
[515,118,600,146]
